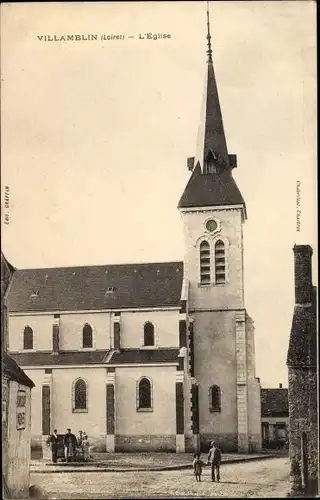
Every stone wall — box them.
[115,435,176,452]
[200,432,238,453]
[288,366,318,496]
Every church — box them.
[7,12,262,454]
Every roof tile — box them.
[261,388,289,417]
[7,261,183,313]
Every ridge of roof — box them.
[13,260,183,273]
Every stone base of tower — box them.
[200,433,238,453]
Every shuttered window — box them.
[215,240,226,284]
[200,241,211,284]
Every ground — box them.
[30,457,290,498]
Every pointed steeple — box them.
[194,2,229,173]
[179,3,246,217]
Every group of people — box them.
[47,428,90,463]
[193,441,222,482]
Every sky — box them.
[1,1,317,388]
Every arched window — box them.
[209,385,221,412]
[215,240,226,284]
[144,322,155,346]
[137,377,153,411]
[23,326,33,350]
[200,240,211,285]
[82,323,93,348]
[73,378,88,412]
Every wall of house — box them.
[246,317,262,451]
[8,315,53,351]
[115,365,177,451]
[59,313,112,350]
[25,365,179,452]
[23,369,43,448]
[182,207,244,310]
[9,309,180,352]
[53,367,107,448]
[5,380,32,499]
[25,367,108,450]
[120,310,179,348]
[192,310,238,451]
[261,416,289,444]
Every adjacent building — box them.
[7,13,261,454]
[261,385,289,449]
[287,245,318,496]
[2,253,35,499]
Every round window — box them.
[206,219,217,232]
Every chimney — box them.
[52,314,60,354]
[293,244,313,305]
[279,383,282,389]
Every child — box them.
[193,453,206,481]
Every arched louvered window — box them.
[200,240,211,285]
[23,326,33,350]
[144,322,155,346]
[215,240,226,284]
[73,378,88,412]
[209,385,221,412]
[137,377,153,411]
[82,323,93,348]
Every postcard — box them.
[1,2,317,499]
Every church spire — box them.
[194,2,230,174]
[179,4,246,216]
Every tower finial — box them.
[206,1,213,64]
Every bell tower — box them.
[178,3,261,453]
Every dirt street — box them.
[30,457,290,498]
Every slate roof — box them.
[3,352,35,387]
[287,287,317,368]
[178,165,246,214]
[261,388,289,417]
[107,348,179,365]
[7,261,184,313]
[9,349,179,366]
[9,350,110,366]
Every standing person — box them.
[82,433,90,461]
[192,453,206,481]
[77,430,83,448]
[47,429,59,463]
[207,441,222,482]
[77,430,83,458]
[63,428,77,462]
